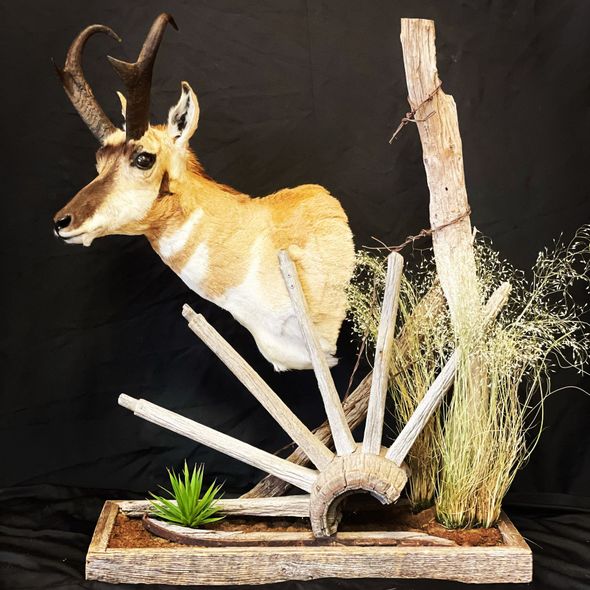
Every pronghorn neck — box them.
[145,163,252,300]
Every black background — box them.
[1,1,589,589]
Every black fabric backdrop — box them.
[1,1,589,589]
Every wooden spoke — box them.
[278,250,356,456]
[118,395,318,493]
[386,282,511,466]
[362,252,404,454]
[182,305,334,470]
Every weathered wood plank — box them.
[182,304,334,470]
[363,252,404,454]
[88,501,119,553]
[278,250,356,455]
[88,546,532,586]
[118,496,311,518]
[118,395,318,493]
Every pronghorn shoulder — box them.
[262,184,345,224]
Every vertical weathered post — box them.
[399,19,482,339]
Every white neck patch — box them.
[157,208,203,259]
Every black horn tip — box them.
[106,55,135,78]
[87,24,122,44]
[103,25,123,44]
[51,57,64,79]
[159,12,179,31]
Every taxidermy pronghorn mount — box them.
[53,13,355,371]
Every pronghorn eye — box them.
[133,152,156,170]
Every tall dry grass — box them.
[348,227,590,528]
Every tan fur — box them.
[54,86,355,370]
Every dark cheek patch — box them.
[158,171,173,198]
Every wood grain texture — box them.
[242,372,373,498]
[182,304,334,470]
[363,252,404,454]
[400,18,482,339]
[88,501,119,553]
[87,505,532,585]
[278,250,356,455]
[386,282,511,465]
[119,496,311,518]
[118,395,318,492]
[243,286,446,499]
[142,515,457,547]
[309,451,408,537]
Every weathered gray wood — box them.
[142,515,457,547]
[363,252,404,454]
[242,372,373,499]
[118,395,318,493]
[278,250,356,456]
[400,18,483,339]
[310,450,408,537]
[243,285,446,499]
[119,496,311,518]
[87,503,532,585]
[182,304,334,471]
[386,282,511,465]
[87,501,119,553]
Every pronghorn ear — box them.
[167,81,200,146]
[116,91,127,130]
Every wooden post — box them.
[118,394,318,493]
[182,305,334,471]
[400,19,482,340]
[278,250,356,456]
[386,282,511,465]
[363,252,404,454]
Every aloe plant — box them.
[149,462,224,528]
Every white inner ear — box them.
[167,82,199,146]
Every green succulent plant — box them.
[149,461,224,528]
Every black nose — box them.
[54,215,72,232]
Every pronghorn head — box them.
[53,14,200,246]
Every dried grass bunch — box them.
[348,227,590,528]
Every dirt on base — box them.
[108,502,502,549]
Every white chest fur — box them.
[155,214,335,371]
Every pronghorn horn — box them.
[107,13,178,141]
[54,24,121,143]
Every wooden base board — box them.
[86,500,532,585]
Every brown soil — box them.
[108,501,502,549]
